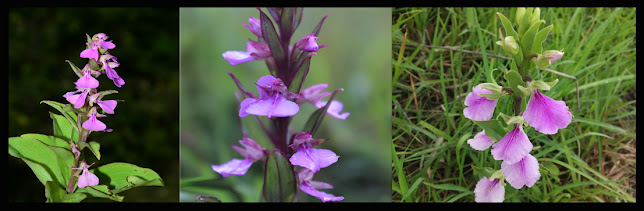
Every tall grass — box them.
[392,7,636,202]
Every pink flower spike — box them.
[289,144,339,173]
[463,86,499,121]
[297,84,331,105]
[222,51,256,66]
[467,130,495,151]
[315,100,350,120]
[522,89,572,135]
[211,157,253,177]
[82,112,107,131]
[75,70,100,89]
[77,164,99,188]
[501,154,541,189]
[80,43,99,61]
[473,177,505,202]
[296,33,320,52]
[491,124,532,164]
[242,16,262,37]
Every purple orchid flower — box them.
[463,86,499,121]
[298,84,349,119]
[75,70,100,89]
[239,75,299,118]
[297,168,344,202]
[71,144,81,160]
[522,89,572,135]
[473,177,505,202]
[212,135,267,177]
[82,107,108,131]
[100,54,125,87]
[501,154,541,189]
[80,42,100,62]
[76,162,99,188]
[295,33,327,52]
[241,16,262,37]
[222,41,272,66]
[467,130,495,151]
[64,88,91,109]
[89,92,118,114]
[94,33,116,50]
[490,124,532,165]
[314,100,350,120]
[289,132,338,173]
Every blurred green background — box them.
[8,8,179,202]
[179,8,392,202]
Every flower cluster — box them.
[64,33,124,189]
[464,8,572,202]
[213,8,346,202]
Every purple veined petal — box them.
[75,71,100,89]
[100,40,116,49]
[244,94,299,118]
[299,181,344,202]
[77,166,99,188]
[523,89,572,135]
[289,145,339,173]
[315,100,350,120]
[222,51,256,66]
[80,45,99,61]
[467,130,495,151]
[473,177,505,202]
[82,113,107,131]
[97,100,118,114]
[501,154,541,189]
[491,125,532,165]
[463,86,499,121]
[211,157,253,177]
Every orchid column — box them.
[213,8,347,202]
[463,8,573,202]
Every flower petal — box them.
[501,154,541,189]
[75,71,99,89]
[491,125,532,164]
[244,94,299,118]
[211,157,253,177]
[299,181,344,202]
[97,100,118,114]
[78,167,99,188]
[473,177,504,202]
[467,130,495,151]
[82,113,107,131]
[222,51,256,66]
[463,86,498,121]
[315,100,350,120]
[523,89,572,134]
[289,145,339,173]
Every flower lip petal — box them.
[523,89,571,134]
[491,125,532,164]
[211,157,253,177]
[473,177,504,202]
[463,86,499,121]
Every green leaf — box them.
[311,13,329,37]
[471,165,496,178]
[302,89,343,137]
[45,181,66,203]
[287,53,312,94]
[496,12,518,40]
[472,119,507,141]
[62,192,87,202]
[532,24,553,53]
[9,137,67,187]
[92,162,164,194]
[260,10,285,67]
[261,151,296,202]
[520,20,545,57]
[279,8,294,38]
[66,60,83,78]
[50,112,80,143]
[21,133,70,150]
[79,141,101,160]
[76,185,124,202]
[41,101,80,139]
[504,69,525,99]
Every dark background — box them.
[8,8,179,202]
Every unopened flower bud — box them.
[496,36,519,55]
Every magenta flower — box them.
[296,84,331,105]
[63,88,91,109]
[241,16,262,37]
[501,154,541,189]
[463,86,499,121]
[211,157,253,178]
[297,168,344,202]
[82,108,107,131]
[222,41,272,66]
[490,124,532,164]
[314,100,350,120]
[212,136,267,177]
[80,42,100,62]
[295,33,326,52]
[71,144,81,160]
[77,163,99,188]
[90,93,118,114]
[467,130,495,151]
[522,89,572,135]
[94,33,116,50]
[473,177,505,202]
[75,70,100,89]
[289,132,339,173]
[100,54,125,87]
[239,75,299,118]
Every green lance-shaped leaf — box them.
[76,185,124,202]
[311,13,329,37]
[472,119,507,142]
[62,192,87,202]
[520,20,545,58]
[496,12,519,42]
[517,7,534,37]
[302,88,343,137]
[532,24,553,53]
[92,162,164,194]
[293,8,304,32]
[45,180,66,203]
[287,53,313,94]
[66,60,83,78]
[504,69,525,98]
[279,8,295,39]
[260,10,285,70]
[261,151,297,202]
[21,133,71,150]
[41,101,80,138]
[50,112,80,143]
[9,136,69,187]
